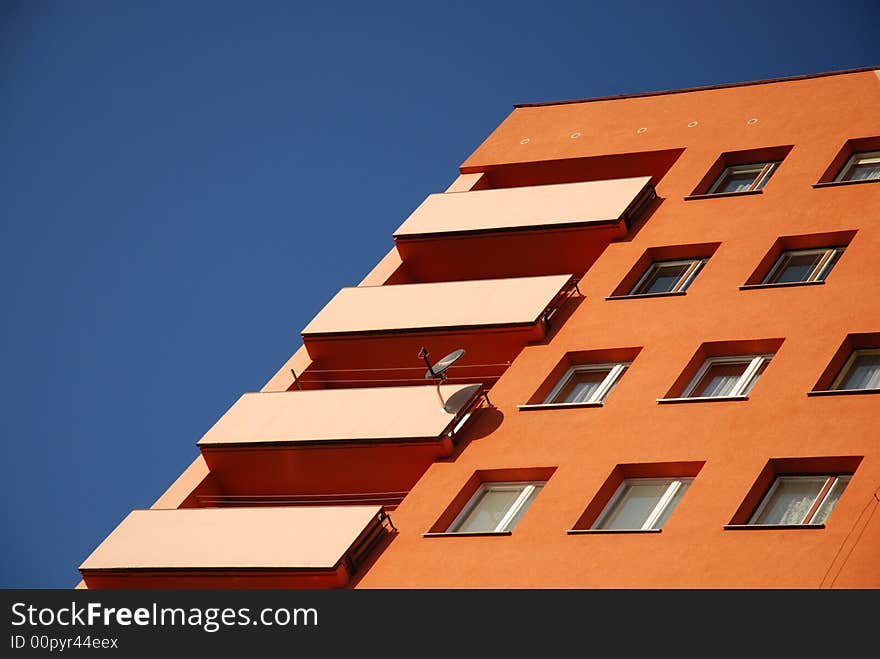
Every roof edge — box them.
[514,66,879,109]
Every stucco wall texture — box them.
[354,69,880,588]
[83,68,880,589]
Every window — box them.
[593,478,692,531]
[762,247,845,285]
[688,147,791,198]
[726,457,861,529]
[749,475,850,526]
[830,349,880,391]
[609,244,719,299]
[707,161,779,194]
[808,334,880,396]
[682,354,772,398]
[629,258,706,296]
[447,482,544,534]
[659,340,782,403]
[741,231,855,289]
[543,362,629,405]
[520,349,641,410]
[834,150,880,182]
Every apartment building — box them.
[79,67,880,589]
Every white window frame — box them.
[447,481,544,534]
[542,362,630,405]
[830,348,880,391]
[834,150,880,182]
[707,161,780,194]
[762,246,845,284]
[748,475,851,525]
[629,258,707,296]
[681,354,773,399]
[593,477,693,530]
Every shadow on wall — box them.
[346,526,398,589]
[440,406,505,463]
[619,194,664,244]
[532,294,586,347]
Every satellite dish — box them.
[419,347,466,409]
[443,383,482,415]
[422,348,465,380]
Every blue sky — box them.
[1,1,876,588]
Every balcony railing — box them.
[297,275,578,388]
[302,274,575,337]
[79,506,393,589]
[195,384,485,503]
[390,178,654,281]
[393,176,655,239]
[197,383,483,448]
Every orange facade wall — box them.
[90,69,880,590]
[353,69,880,588]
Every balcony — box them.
[298,274,579,388]
[392,177,656,281]
[78,506,393,589]
[196,384,484,505]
